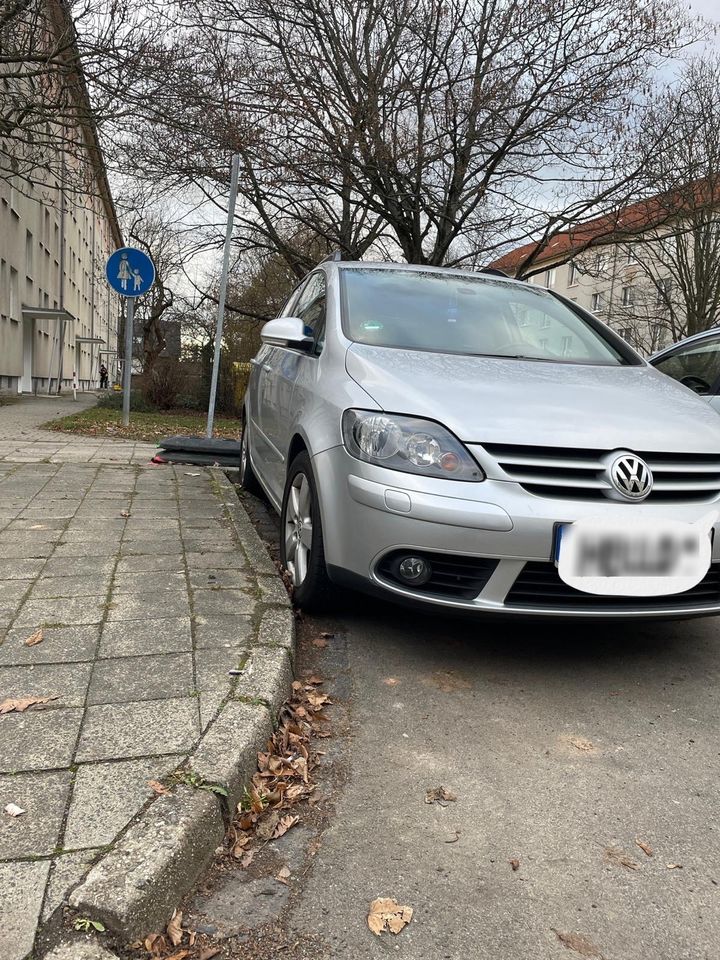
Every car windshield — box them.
[340,268,629,365]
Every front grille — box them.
[481,443,720,502]
[377,550,498,600]
[505,561,720,610]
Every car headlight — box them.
[342,410,485,481]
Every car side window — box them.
[282,279,308,318]
[653,338,720,395]
[293,272,326,354]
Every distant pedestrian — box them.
[99,363,109,389]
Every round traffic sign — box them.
[106,247,155,298]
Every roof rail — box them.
[319,250,345,264]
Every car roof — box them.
[650,325,720,362]
[326,260,521,285]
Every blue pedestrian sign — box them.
[106,247,155,298]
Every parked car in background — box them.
[241,260,720,619]
[650,327,720,413]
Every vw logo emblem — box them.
[609,454,653,501]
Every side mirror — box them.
[261,317,313,349]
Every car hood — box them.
[345,344,720,453]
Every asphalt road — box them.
[188,490,720,960]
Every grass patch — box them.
[44,407,240,443]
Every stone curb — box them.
[62,472,295,948]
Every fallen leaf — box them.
[604,846,639,870]
[444,830,461,843]
[509,858,520,871]
[565,736,595,752]
[312,636,328,648]
[424,786,457,805]
[666,862,683,869]
[23,629,43,647]
[148,780,171,796]
[635,839,653,857]
[256,809,281,841]
[367,897,413,936]
[167,909,183,947]
[198,949,221,960]
[0,695,57,714]
[165,953,190,960]
[276,865,291,884]
[553,930,603,957]
[273,814,299,838]
[144,933,166,955]
[240,849,254,869]
[4,803,26,817]
[305,675,324,685]
[120,510,130,518]
[320,632,334,639]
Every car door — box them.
[262,272,327,500]
[651,334,720,413]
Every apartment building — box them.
[0,7,123,394]
[489,197,690,355]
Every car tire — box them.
[239,418,263,496]
[280,451,333,612]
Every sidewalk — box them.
[0,395,156,464]
[0,455,293,959]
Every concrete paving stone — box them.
[182,540,237,555]
[190,701,272,810]
[0,708,83,772]
[184,550,238,570]
[257,576,291,606]
[195,645,249,692]
[114,554,184,575]
[234,645,294,710]
[0,661,92,708]
[15,595,108,626]
[0,624,99,665]
[0,541,55,559]
[62,526,125,542]
[111,570,186,594]
[5,518,67,530]
[105,590,190,622]
[122,519,181,535]
[52,542,120,558]
[188,568,252,590]
[0,860,51,960]
[0,770,73,857]
[98,617,192,658]
[64,757,179,848]
[0,558,46,580]
[43,556,115,578]
[119,538,183,557]
[128,504,180,517]
[42,850,103,922]
[30,575,112,600]
[0,530,63,547]
[192,587,255,618]
[59,533,123,548]
[199,690,225,731]
[0,579,33,605]
[193,615,254,649]
[88,652,194,704]
[76,698,199,762]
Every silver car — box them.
[241,261,720,618]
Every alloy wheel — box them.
[284,472,313,586]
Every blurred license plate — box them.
[555,517,714,597]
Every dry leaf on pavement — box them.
[509,858,520,871]
[167,909,183,947]
[23,629,43,647]
[552,930,603,957]
[275,865,291,884]
[424,786,457,805]
[635,839,653,857]
[148,780,171,796]
[240,849,254,869]
[120,510,131,518]
[382,677,400,686]
[666,862,683,869]
[165,953,190,960]
[566,735,595,752]
[198,949,221,960]
[312,636,328,648]
[604,846,639,870]
[0,695,57,714]
[367,898,413,936]
[273,814,299,839]
[4,803,26,817]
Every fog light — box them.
[397,555,432,585]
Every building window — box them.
[545,268,556,289]
[26,231,34,278]
[568,262,579,286]
[591,292,604,313]
[625,247,634,265]
[619,326,632,341]
[655,278,672,308]
[621,286,634,307]
[9,268,19,320]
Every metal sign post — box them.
[105,247,156,427]
[206,154,241,439]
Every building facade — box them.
[0,8,123,394]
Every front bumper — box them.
[314,445,720,619]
